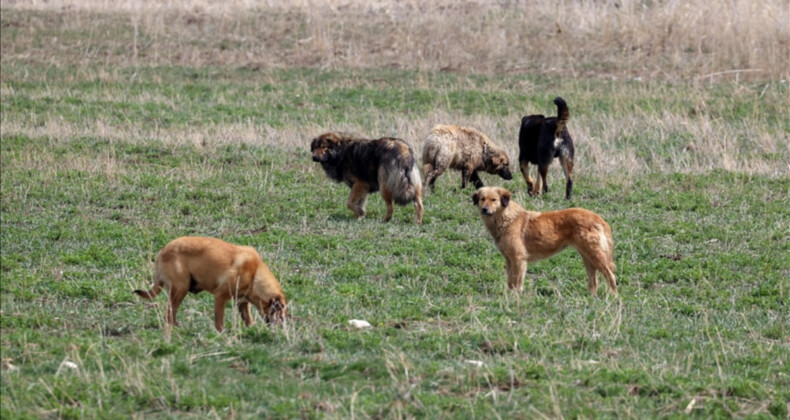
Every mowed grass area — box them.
[2,2,790,418]
[2,65,789,418]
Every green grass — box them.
[2,130,788,418]
[2,61,789,419]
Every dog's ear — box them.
[498,188,511,207]
[472,191,480,206]
[267,297,286,323]
[270,298,283,313]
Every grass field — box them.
[2,1,789,419]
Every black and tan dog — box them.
[472,187,617,295]
[422,124,513,191]
[311,132,424,224]
[518,97,575,199]
[134,236,287,332]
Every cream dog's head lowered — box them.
[472,187,511,216]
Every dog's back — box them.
[424,124,501,162]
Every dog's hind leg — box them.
[423,164,444,191]
[531,166,548,196]
[539,165,549,194]
[582,257,599,296]
[381,185,394,222]
[238,302,254,327]
[519,161,535,194]
[422,163,434,190]
[413,189,424,225]
[580,247,618,296]
[560,153,574,200]
[166,285,188,327]
[601,268,617,295]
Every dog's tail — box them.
[134,281,162,300]
[603,223,616,273]
[554,97,569,137]
[383,141,423,205]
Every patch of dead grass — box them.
[1,0,788,81]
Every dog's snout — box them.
[500,168,513,180]
[481,206,492,215]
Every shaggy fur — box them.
[134,236,287,332]
[310,132,424,224]
[472,187,617,295]
[422,124,513,191]
[518,97,575,199]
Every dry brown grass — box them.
[2,0,788,81]
[2,101,788,180]
[1,0,788,178]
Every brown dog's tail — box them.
[554,97,569,137]
[133,283,162,300]
[604,223,616,273]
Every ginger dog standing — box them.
[472,187,617,295]
[134,237,287,332]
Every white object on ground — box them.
[348,319,372,328]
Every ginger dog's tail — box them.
[554,97,569,136]
[133,283,162,299]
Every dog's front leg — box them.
[508,257,527,292]
[460,168,470,189]
[347,182,369,218]
[213,295,230,332]
[504,245,528,292]
[469,171,484,189]
[381,185,394,222]
[238,301,254,326]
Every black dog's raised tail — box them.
[554,97,569,136]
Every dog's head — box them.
[310,133,344,163]
[263,295,287,324]
[472,187,511,216]
[484,150,513,181]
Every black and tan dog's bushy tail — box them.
[554,96,569,136]
[383,141,423,206]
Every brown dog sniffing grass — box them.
[422,125,513,191]
[472,187,617,295]
[134,237,287,332]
